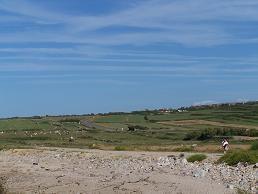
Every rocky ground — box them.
[0,147,257,194]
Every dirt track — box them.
[0,148,256,194]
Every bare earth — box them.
[0,148,256,194]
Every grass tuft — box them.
[114,146,127,151]
[250,141,258,150]
[187,154,207,162]
[236,188,251,194]
[218,150,258,166]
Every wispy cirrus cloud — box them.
[0,0,258,46]
[0,0,257,84]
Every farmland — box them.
[0,101,257,152]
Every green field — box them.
[0,101,257,152]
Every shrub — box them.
[127,125,148,131]
[184,129,215,141]
[134,125,148,130]
[184,128,258,141]
[128,125,135,131]
[249,129,258,137]
[183,131,200,140]
[218,150,258,165]
[250,141,258,150]
[197,129,214,140]
[149,120,157,123]
[187,154,207,162]
[114,146,127,151]
[59,118,80,123]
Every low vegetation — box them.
[218,150,258,166]
[187,154,207,162]
[236,188,251,194]
[59,118,80,123]
[250,141,258,150]
[218,141,258,166]
[114,146,127,151]
[127,125,149,131]
[184,128,258,141]
[0,101,257,154]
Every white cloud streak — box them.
[0,0,257,46]
[0,0,257,84]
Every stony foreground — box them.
[0,148,257,194]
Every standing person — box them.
[222,138,229,153]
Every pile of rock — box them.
[77,152,257,193]
[154,155,256,193]
[0,149,256,193]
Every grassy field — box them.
[0,101,257,153]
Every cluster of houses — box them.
[158,108,188,113]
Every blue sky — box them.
[0,0,258,117]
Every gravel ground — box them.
[0,147,256,194]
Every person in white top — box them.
[222,138,229,153]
